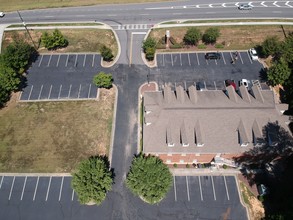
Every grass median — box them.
[0,89,115,173]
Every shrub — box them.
[93,72,113,89]
[41,29,68,50]
[169,43,182,49]
[215,43,224,49]
[183,27,201,45]
[223,164,228,169]
[173,163,177,168]
[100,45,114,62]
[197,44,207,49]
[169,36,177,45]
[145,47,156,61]
[142,38,156,53]
[202,27,220,44]
[186,164,190,168]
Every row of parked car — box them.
[205,48,259,61]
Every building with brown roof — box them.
[142,84,290,166]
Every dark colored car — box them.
[225,79,237,90]
[205,52,221,60]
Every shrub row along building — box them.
[142,84,289,166]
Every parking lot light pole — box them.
[17,11,37,50]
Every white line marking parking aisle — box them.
[59,176,64,201]
[21,176,27,201]
[45,176,52,201]
[33,177,39,201]
[223,176,230,200]
[199,176,203,201]
[0,176,4,189]
[173,176,177,201]
[8,176,15,200]
[211,176,216,200]
[186,176,190,201]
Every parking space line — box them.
[204,81,207,90]
[28,85,34,100]
[21,176,27,201]
[239,52,244,64]
[199,176,203,201]
[74,54,78,67]
[186,176,190,201]
[0,176,4,189]
[47,54,52,67]
[196,53,200,65]
[211,176,216,200]
[33,176,39,201]
[223,176,230,200]
[8,176,15,200]
[83,54,86,67]
[214,81,217,90]
[92,55,95,67]
[45,176,52,201]
[221,52,226,64]
[215,59,217,65]
[65,54,69,67]
[173,176,177,201]
[56,54,60,67]
[71,189,75,201]
[171,54,174,66]
[187,53,191,66]
[38,85,43,100]
[59,176,64,201]
[205,58,209,65]
[68,84,72,98]
[180,53,182,66]
[88,84,91,98]
[48,85,52,99]
[162,54,165,67]
[247,51,253,64]
[38,55,43,67]
[78,84,81,98]
[58,85,62,99]
[184,81,187,90]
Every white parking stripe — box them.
[8,176,15,200]
[78,84,81,98]
[58,85,62,99]
[65,54,69,67]
[92,54,95,67]
[45,176,52,201]
[215,59,217,65]
[48,85,52,99]
[162,54,165,66]
[211,176,216,200]
[204,81,207,90]
[186,176,190,201]
[74,54,78,67]
[88,84,92,98]
[21,176,27,200]
[68,84,72,98]
[71,189,75,201]
[198,176,203,201]
[239,52,244,64]
[33,176,39,201]
[247,51,253,64]
[28,85,34,100]
[38,85,43,100]
[221,52,226,64]
[184,81,187,90]
[56,54,60,67]
[214,81,217,90]
[38,55,43,67]
[59,176,64,201]
[83,54,86,67]
[196,53,200,65]
[47,54,52,67]
[173,176,177,201]
[171,54,174,66]
[180,53,182,66]
[187,53,191,66]
[0,176,4,189]
[223,176,230,200]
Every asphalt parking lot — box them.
[154,51,266,90]
[19,53,102,101]
[0,175,247,220]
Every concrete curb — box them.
[108,84,118,168]
[235,175,251,220]
[0,173,72,176]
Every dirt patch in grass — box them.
[0,88,115,173]
[150,25,293,51]
[2,29,118,55]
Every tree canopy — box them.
[93,72,113,89]
[41,29,68,50]
[261,36,281,58]
[268,58,291,86]
[183,27,201,45]
[202,27,220,44]
[71,156,113,205]
[126,154,173,204]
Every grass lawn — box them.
[0,88,115,173]
[150,25,293,51]
[2,29,118,55]
[0,0,171,11]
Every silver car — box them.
[238,4,252,10]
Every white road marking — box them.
[56,54,60,67]
[21,176,27,201]
[162,54,165,66]
[214,81,217,90]
[209,4,213,7]
[74,54,78,67]
[184,81,187,90]
[78,84,81,98]
[92,54,95,67]
[286,1,293,7]
[247,51,253,64]
[199,176,203,201]
[187,53,191,66]
[48,85,52,99]
[47,54,52,67]
[68,84,72,98]
[88,84,91,98]
[204,81,207,90]
[180,53,182,66]
[8,176,15,200]
[196,53,200,65]
[186,176,190,201]
[221,52,226,65]
[273,1,280,7]
[58,85,62,99]
[65,54,69,67]
[171,53,174,66]
[224,176,230,200]
[222,3,226,7]
[28,85,34,100]
[38,85,43,100]
[205,57,209,65]
[33,176,39,201]
[83,54,86,67]
[71,189,75,201]
[38,55,43,67]
[215,59,217,65]
[211,176,216,200]
[0,176,4,189]
[261,1,268,7]
[45,176,52,201]
[239,52,244,64]
[173,176,177,201]
[59,176,64,201]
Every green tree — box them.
[183,27,201,45]
[71,156,113,205]
[41,29,68,50]
[145,47,155,61]
[281,32,293,64]
[268,58,291,86]
[262,36,281,57]
[126,154,173,204]
[142,38,156,53]
[202,27,220,44]
[93,72,113,89]
[100,45,114,62]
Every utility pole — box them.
[17,11,37,50]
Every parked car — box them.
[0,12,5,17]
[225,79,236,90]
[239,79,248,88]
[249,48,258,60]
[238,4,252,10]
[196,82,206,91]
[205,52,221,60]
[257,184,268,196]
